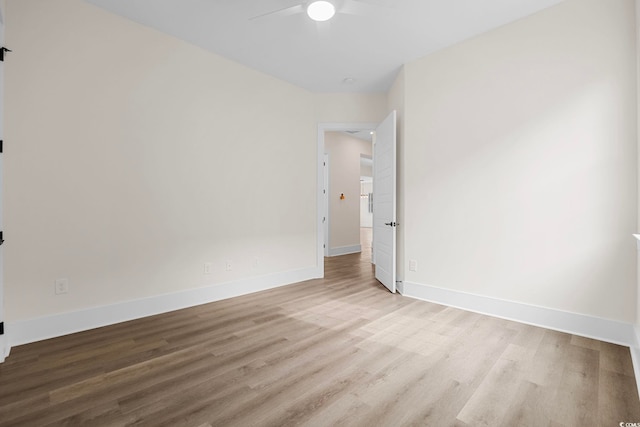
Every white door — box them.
[373,111,397,293]
[0,5,6,362]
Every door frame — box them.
[323,153,329,257]
[316,122,378,278]
[0,3,6,362]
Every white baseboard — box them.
[633,324,640,348]
[402,281,636,347]
[328,245,361,257]
[631,326,640,399]
[631,346,640,398]
[0,336,8,363]
[7,267,319,348]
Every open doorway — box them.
[323,131,372,258]
[316,112,397,292]
[360,155,373,256]
[315,123,378,277]
[360,154,373,259]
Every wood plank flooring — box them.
[1,239,639,426]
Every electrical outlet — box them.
[55,278,69,295]
[204,262,212,275]
[226,261,232,271]
[409,259,418,272]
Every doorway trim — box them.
[0,3,7,362]
[316,122,378,279]
[323,153,329,257]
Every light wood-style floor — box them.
[1,236,639,426]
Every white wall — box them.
[4,0,318,323]
[315,93,387,124]
[325,132,372,253]
[404,0,637,322]
[633,0,640,389]
[360,159,372,178]
[637,0,640,329]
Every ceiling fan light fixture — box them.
[307,1,336,22]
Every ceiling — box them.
[344,130,373,142]
[85,0,566,93]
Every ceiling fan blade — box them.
[249,4,304,21]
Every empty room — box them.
[1,0,640,425]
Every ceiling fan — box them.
[249,0,386,23]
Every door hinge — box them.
[0,322,4,335]
[0,140,3,153]
[0,47,12,62]
[0,231,4,245]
